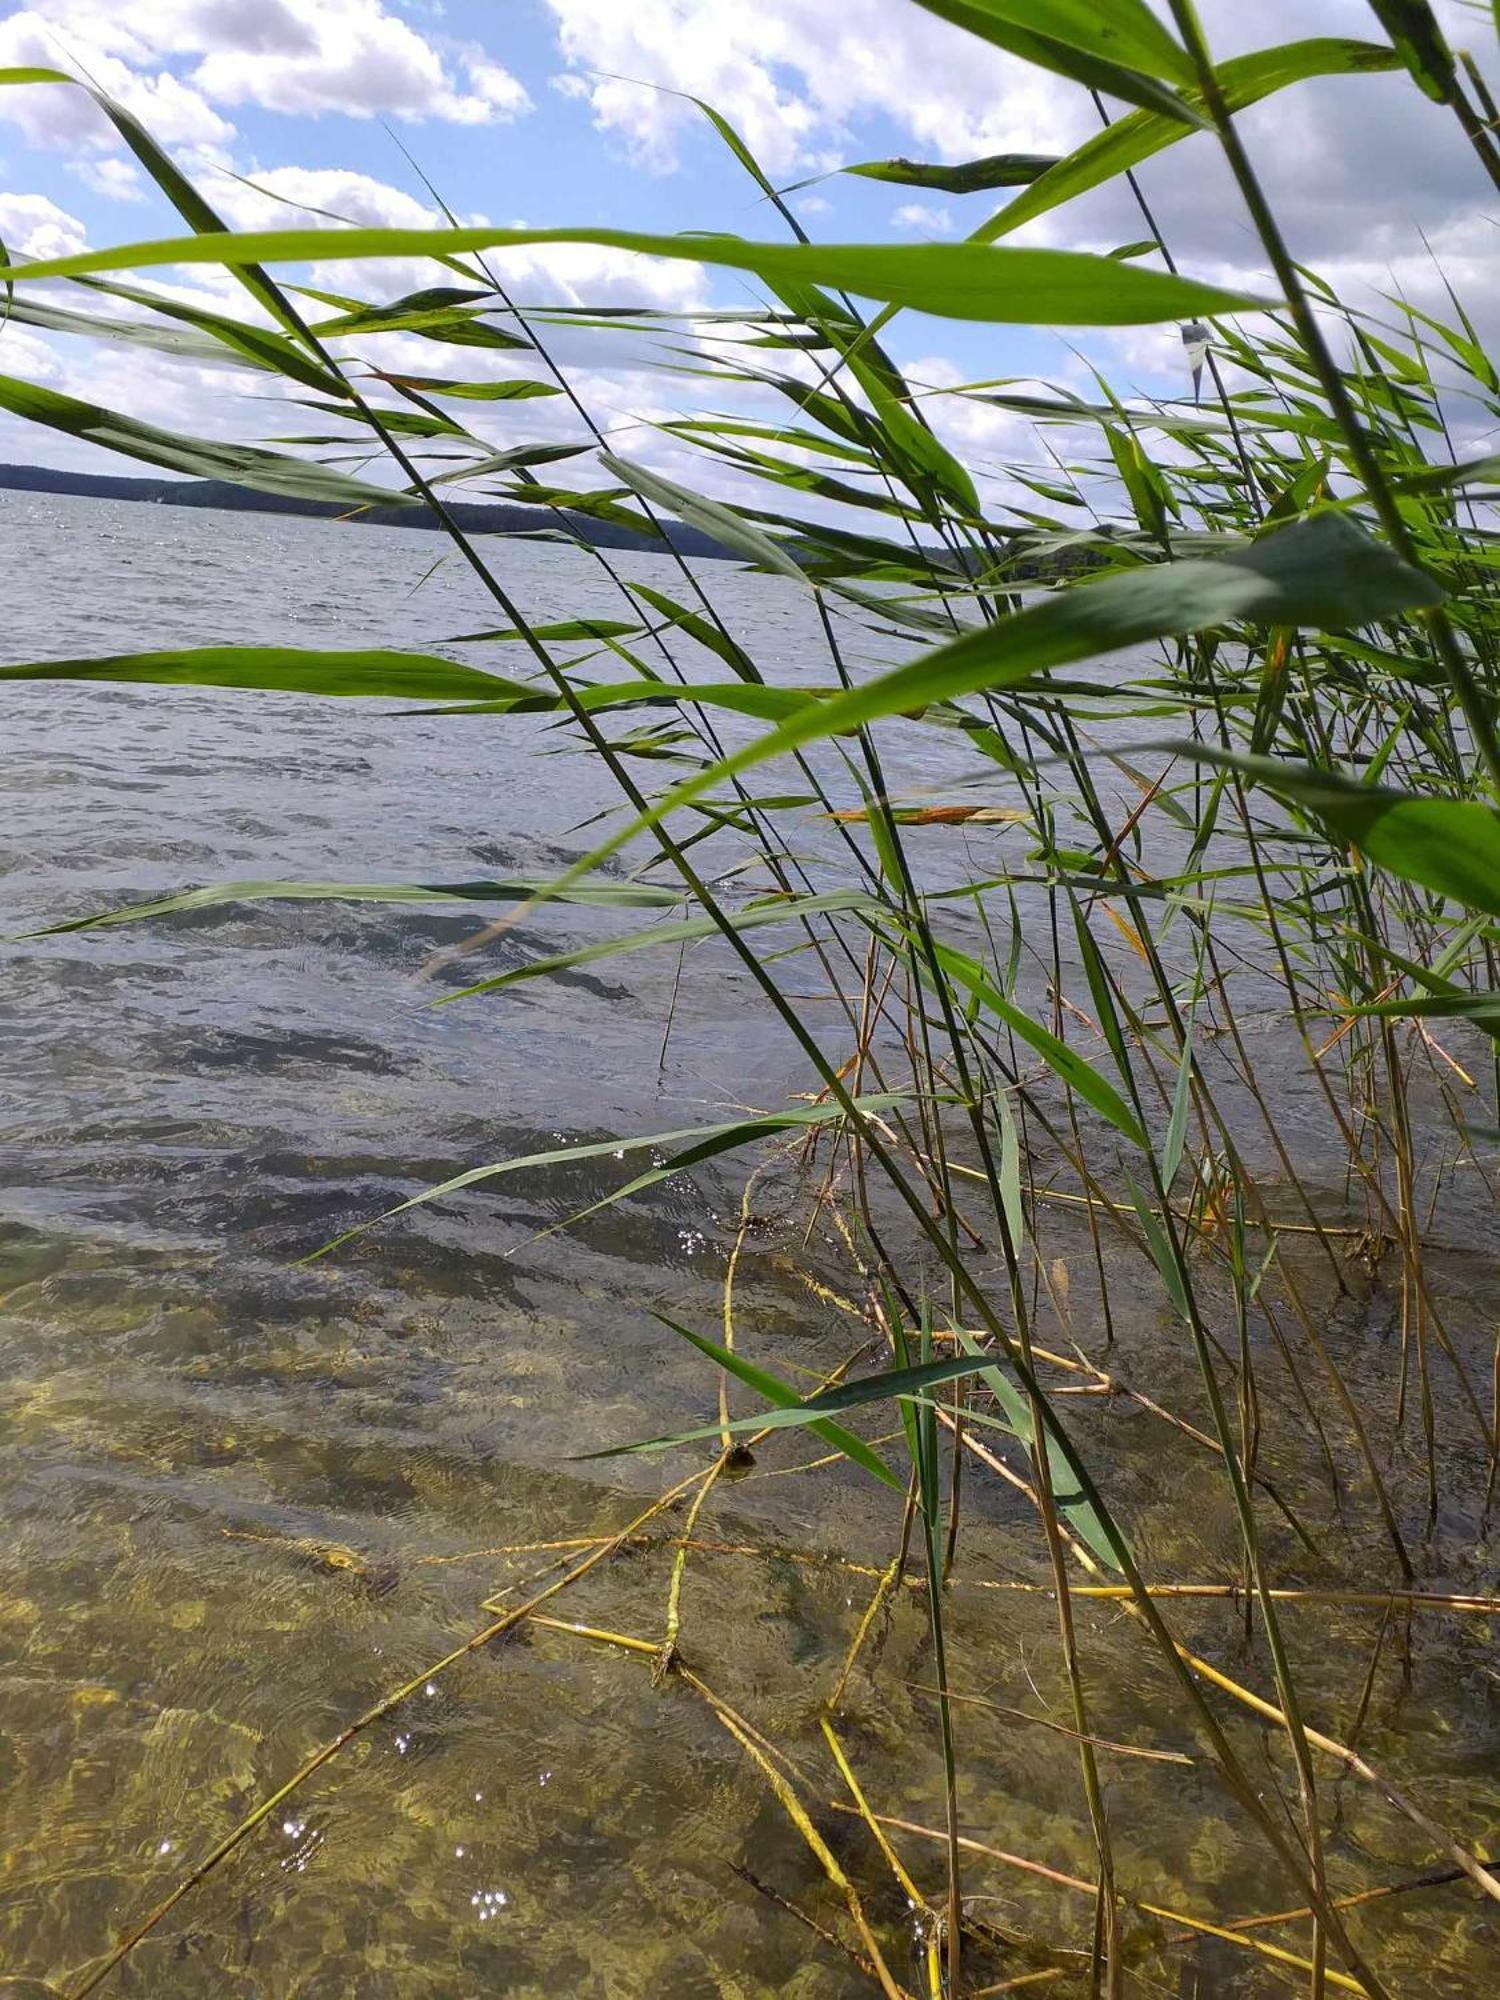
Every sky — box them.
[0,0,1496,507]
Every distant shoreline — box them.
[0,461,734,560]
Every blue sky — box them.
[0,1,1493,498]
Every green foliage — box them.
[0,226,1269,324]
[980,39,1403,243]
[0,376,412,508]
[845,151,1058,192]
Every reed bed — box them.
[3,3,1500,1993]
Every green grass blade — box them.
[601,454,805,579]
[1183,747,1500,919]
[13,878,684,940]
[0,646,518,700]
[1365,0,1456,101]
[953,1331,1123,1571]
[437,890,881,1003]
[1160,1027,1196,1193]
[978,40,1401,243]
[434,896,880,1000]
[0,229,1271,326]
[371,373,560,401]
[301,1096,909,1263]
[579,1351,1007,1464]
[909,1,1200,116]
[650,1314,900,1488]
[0,65,300,334]
[922,938,1149,1149]
[0,377,413,510]
[496,514,1446,911]
[845,152,1058,192]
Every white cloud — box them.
[5,0,1500,516]
[483,237,707,317]
[0,190,88,259]
[211,164,442,232]
[0,10,235,152]
[206,166,489,310]
[544,0,1086,176]
[891,200,951,236]
[69,155,145,200]
[197,168,709,341]
[0,318,67,389]
[0,0,531,162]
[185,0,531,124]
[539,0,1500,361]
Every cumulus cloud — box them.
[0,10,235,152]
[7,0,1500,509]
[891,201,952,236]
[203,166,708,334]
[211,164,444,232]
[0,0,531,161]
[68,155,146,200]
[541,0,1500,340]
[0,189,89,259]
[544,0,1088,176]
[185,0,531,124]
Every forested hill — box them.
[0,462,733,559]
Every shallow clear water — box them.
[1,492,1496,1996]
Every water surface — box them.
[2,493,1495,1996]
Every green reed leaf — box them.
[302,1095,909,1263]
[1364,0,1456,101]
[651,1314,900,1488]
[0,65,304,338]
[0,377,413,510]
[0,228,1270,326]
[846,152,1058,193]
[979,40,1402,245]
[15,878,685,939]
[954,1331,1123,1570]
[1182,748,1500,920]
[580,1351,1004,1464]
[910,1,1200,117]
[922,938,1148,1148]
[372,373,560,401]
[511,514,1446,911]
[601,453,805,578]
[0,645,516,700]
[438,890,881,1003]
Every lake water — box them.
[2,492,1495,1996]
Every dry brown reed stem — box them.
[948,1168,1470,1254]
[660,1314,872,1674]
[729,1863,891,1987]
[691,1680,913,2000]
[905,1683,1194,1766]
[64,1464,716,2000]
[657,1164,771,1670]
[823,1717,946,2000]
[827,1545,907,1713]
[827,1807,1372,1996]
[1223,1857,1497,1936]
[778,1225,1493,1921]
[453,1531,1500,1619]
[809,1262,1319,1544]
[970,1974,1070,1996]
[523,1612,912,1998]
[944,1413,1500,1907]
